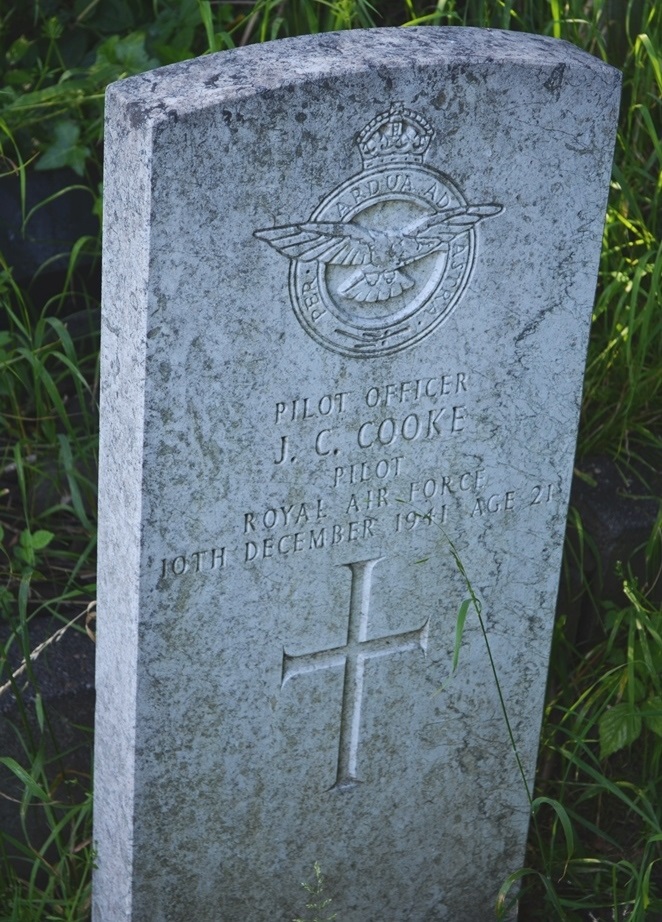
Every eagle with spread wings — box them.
[255,203,502,304]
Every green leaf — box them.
[42,16,64,41]
[599,702,642,759]
[35,119,91,176]
[642,695,662,738]
[30,530,54,551]
[17,529,35,567]
[95,32,159,76]
[7,37,33,66]
[4,69,35,88]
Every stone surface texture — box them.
[95,27,620,921]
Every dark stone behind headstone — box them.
[559,451,662,648]
[0,615,95,876]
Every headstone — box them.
[95,27,620,921]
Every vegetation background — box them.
[0,0,660,919]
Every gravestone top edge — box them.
[105,26,620,125]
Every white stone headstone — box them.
[95,27,620,921]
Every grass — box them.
[0,0,660,919]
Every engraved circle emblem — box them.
[255,104,502,358]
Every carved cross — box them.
[281,557,430,791]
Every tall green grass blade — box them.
[0,758,50,803]
[57,434,92,531]
[532,796,575,864]
[452,598,470,673]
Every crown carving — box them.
[357,103,434,166]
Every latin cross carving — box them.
[281,557,430,791]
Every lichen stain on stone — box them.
[126,101,149,130]
[543,62,566,99]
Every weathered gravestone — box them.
[95,27,620,921]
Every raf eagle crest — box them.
[255,104,503,358]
